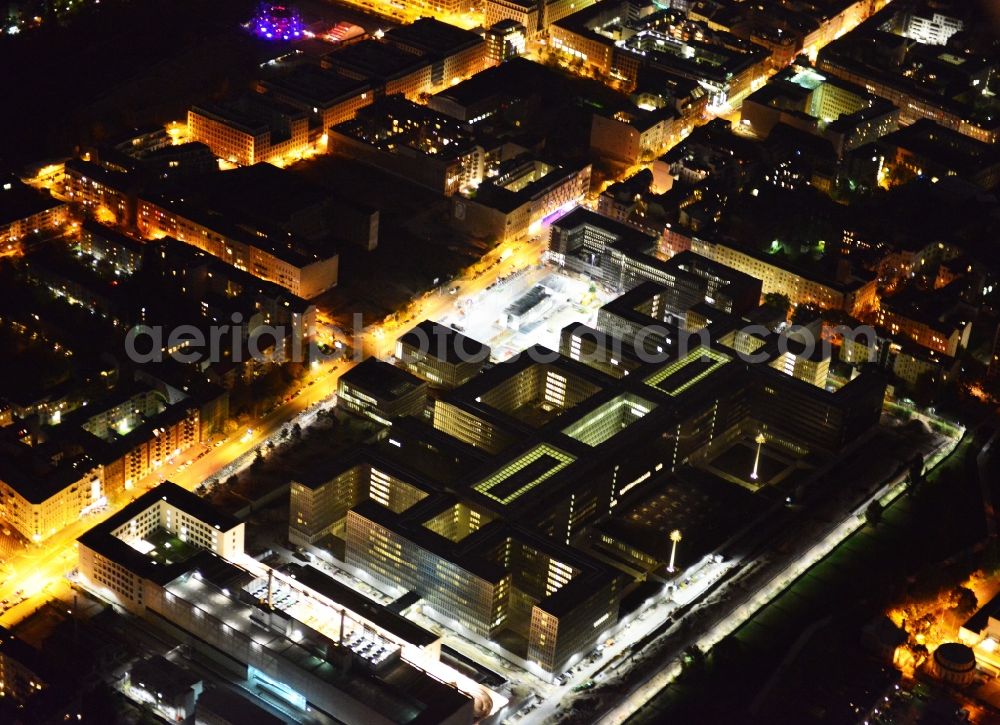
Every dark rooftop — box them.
[130,655,201,698]
[384,17,484,57]
[324,40,429,82]
[398,320,491,365]
[260,64,372,107]
[340,358,426,401]
[0,174,64,227]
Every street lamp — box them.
[668,529,682,573]
[750,432,766,481]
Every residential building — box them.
[876,289,972,357]
[328,95,486,195]
[0,174,68,254]
[740,65,899,156]
[137,192,339,299]
[690,237,878,315]
[817,5,1000,143]
[591,106,681,166]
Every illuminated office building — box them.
[293,303,885,675]
[396,320,491,389]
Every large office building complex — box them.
[290,289,886,675]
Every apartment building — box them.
[0,175,69,253]
[137,193,339,299]
[691,238,878,316]
[187,96,310,167]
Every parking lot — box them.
[439,266,614,361]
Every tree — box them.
[792,302,823,325]
[291,422,302,439]
[865,499,884,527]
[763,292,791,318]
[950,586,978,617]
[680,645,707,681]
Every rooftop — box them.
[397,319,491,365]
[324,40,429,82]
[190,95,307,137]
[130,655,201,698]
[340,358,426,402]
[644,346,732,397]
[77,481,241,583]
[282,563,439,647]
[0,174,64,227]
[260,64,372,107]
[384,17,484,57]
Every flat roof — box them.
[78,481,241,583]
[0,445,99,504]
[197,687,289,725]
[340,358,426,401]
[130,655,201,697]
[140,191,334,270]
[81,219,145,254]
[0,174,64,227]
[261,64,372,107]
[398,320,490,365]
[325,40,429,81]
[385,17,483,56]
[963,590,1000,635]
[282,563,438,647]
[552,206,658,255]
[190,95,307,137]
[474,159,587,214]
